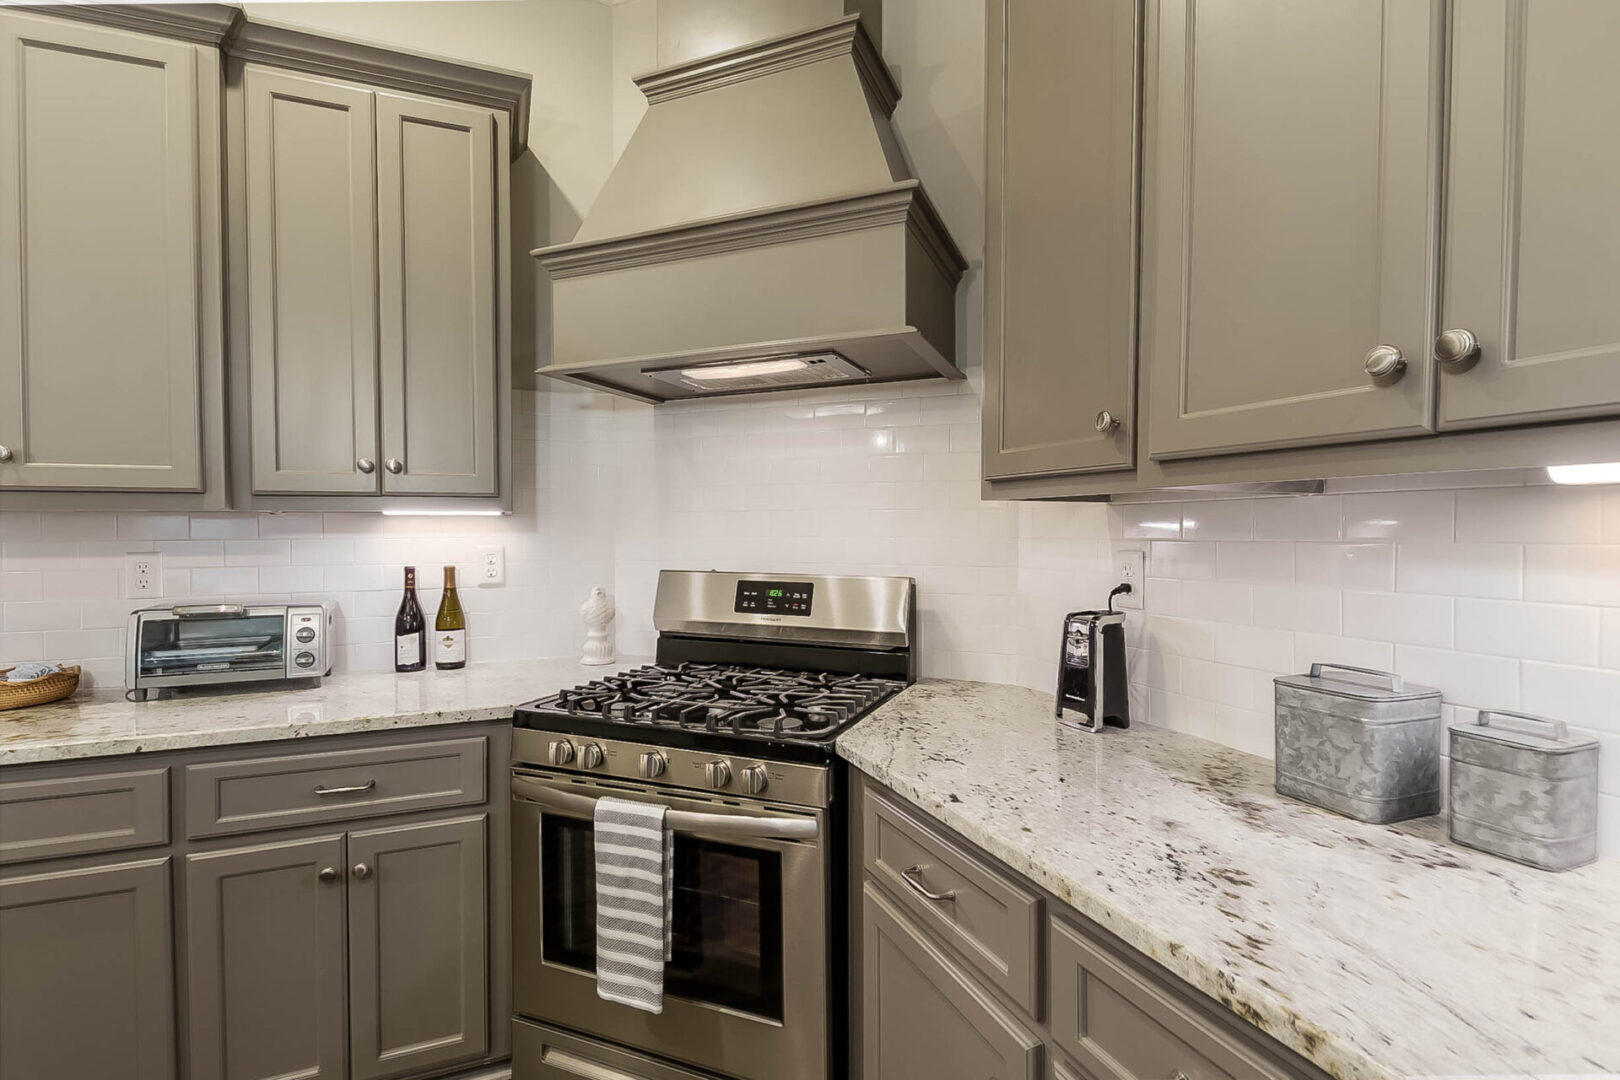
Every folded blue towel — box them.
[3,662,60,682]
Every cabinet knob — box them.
[352,862,371,880]
[356,457,376,474]
[0,444,13,463]
[384,457,404,474]
[318,866,338,883]
[1363,344,1406,380]
[1434,328,1481,372]
[1094,410,1121,434]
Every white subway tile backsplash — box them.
[1182,500,1253,541]
[1292,633,1395,675]
[3,601,81,632]
[153,540,225,568]
[1524,545,1620,607]
[190,567,259,595]
[1214,624,1293,673]
[1296,543,1396,591]
[116,514,190,540]
[0,573,42,603]
[1521,662,1620,735]
[1342,591,1453,648]
[1149,541,1217,581]
[1455,486,1605,544]
[1215,541,1294,583]
[1454,599,1601,667]
[1394,646,1518,709]
[1181,658,1255,708]
[1342,491,1454,541]
[1603,609,1620,670]
[1251,495,1342,540]
[1119,504,1182,540]
[1396,543,1522,599]
[37,512,118,540]
[0,631,44,661]
[1251,584,1340,635]
[1176,579,1252,623]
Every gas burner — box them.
[521,663,904,744]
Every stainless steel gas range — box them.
[509,570,916,1080]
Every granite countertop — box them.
[839,680,1620,1080]
[0,657,649,765]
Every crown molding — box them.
[228,17,532,157]
[534,181,964,284]
[16,4,242,45]
[635,13,899,115]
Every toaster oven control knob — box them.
[739,764,769,795]
[579,743,604,769]
[293,651,316,669]
[638,751,667,779]
[295,626,316,644]
[548,740,575,766]
[704,760,732,788]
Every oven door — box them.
[511,770,829,1080]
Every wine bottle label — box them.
[437,629,466,664]
[396,633,421,665]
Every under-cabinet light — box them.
[379,509,507,516]
[1546,463,1620,486]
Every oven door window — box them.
[137,615,286,678]
[540,814,785,1021]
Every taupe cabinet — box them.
[236,65,503,501]
[849,773,1331,1080]
[0,722,511,1080]
[0,10,226,500]
[985,0,1620,497]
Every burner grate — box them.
[524,663,903,742]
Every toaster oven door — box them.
[132,608,289,686]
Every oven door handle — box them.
[511,775,819,841]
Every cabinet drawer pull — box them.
[900,864,956,902]
[1363,344,1406,380]
[313,780,376,796]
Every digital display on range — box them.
[735,580,814,616]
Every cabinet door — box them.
[185,835,347,1080]
[982,0,1140,479]
[1439,0,1620,429]
[862,882,1041,1080]
[0,858,175,1080]
[375,92,498,496]
[0,13,202,491]
[1144,0,1444,459]
[347,815,488,1080]
[242,65,380,495]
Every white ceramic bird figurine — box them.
[579,587,616,666]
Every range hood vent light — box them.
[645,352,867,394]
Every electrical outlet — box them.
[125,552,164,599]
[1114,549,1144,609]
[477,545,505,587]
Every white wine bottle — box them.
[394,566,426,672]
[435,565,467,670]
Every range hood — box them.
[532,14,968,402]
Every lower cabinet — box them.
[861,881,1042,1080]
[186,817,488,1080]
[0,858,176,1080]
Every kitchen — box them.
[1,1,1618,1079]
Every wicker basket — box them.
[0,666,81,710]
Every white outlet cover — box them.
[1115,549,1144,609]
[124,552,164,599]
[477,545,505,587]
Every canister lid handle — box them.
[1477,709,1569,742]
[1309,662,1403,691]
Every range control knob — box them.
[739,764,769,796]
[579,744,604,769]
[638,751,667,780]
[548,740,575,766]
[704,760,732,789]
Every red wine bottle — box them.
[394,566,426,672]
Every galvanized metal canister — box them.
[1448,710,1599,872]
[1274,663,1442,823]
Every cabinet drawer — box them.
[514,1019,714,1080]
[863,785,1042,1015]
[1049,915,1300,1080]
[0,767,169,864]
[183,736,486,838]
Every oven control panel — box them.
[734,580,814,616]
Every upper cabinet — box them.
[1144,0,1444,460]
[0,10,226,500]
[0,6,527,510]
[1439,0,1620,429]
[982,0,1140,480]
[986,0,1620,497]
[227,23,524,509]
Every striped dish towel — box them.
[593,796,673,1013]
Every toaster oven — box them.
[125,602,336,700]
